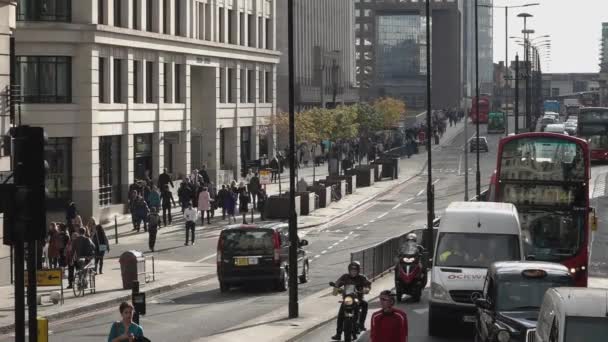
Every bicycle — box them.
[73,258,96,297]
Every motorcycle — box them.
[329,282,367,342]
[394,248,427,303]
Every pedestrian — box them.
[248,172,260,208]
[257,188,267,221]
[65,232,76,288]
[178,180,192,213]
[86,217,97,237]
[217,184,229,220]
[107,301,144,342]
[160,184,176,227]
[147,185,161,213]
[133,196,150,232]
[92,224,109,274]
[238,183,251,224]
[270,156,279,183]
[183,202,198,246]
[370,290,408,342]
[200,164,211,185]
[47,223,61,269]
[197,186,212,225]
[65,201,77,232]
[147,207,161,252]
[128,188,139,230]
[225,188,237,224]
[58,224,69,267]
[71,215,84,235]
[208,181,218,218]
[158,168,174,190]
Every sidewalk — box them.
[0,121,465,334]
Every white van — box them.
[536,287,608,342]
[544,124,568,135]
[428,202,524,336]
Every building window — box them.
[228,10,234,44]
[134,60,141,103]
[132,0,139,29]
[164,63,171,103]
[99,57,108,103]
[248,14,255,47]
[240,127,251,163]
[228,68,235,103]
[258,18,263,48]
[146,61,154,103]
[552,88,560,97]
[18,0,71,22]
[134,134,153,181]
[15,56,72,103]
[258,70,265,103]
[239,13,245,46]
[220,128,226,166]
[113,58,123,103]
[163,0,170,34]
[99,136,122,206]
[219,8,225,42]
[175,0,181,35]
[175,64,183,103]
[146,0,153,31]
[98,0,105,24]
[265,18,271,49]
[247,70,255,103]
[240,69,246,103]
[46,138,72,210]
[219,67,226,103]
[114,0,122,27]
[265,71,271,103]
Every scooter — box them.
[329,282,365,342]
[394,251,427,302]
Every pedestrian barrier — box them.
[350,217,440,280]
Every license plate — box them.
[234,257,258,266]
[463,315,476,323]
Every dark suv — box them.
[469,136,489,153]
[216,223,309,292]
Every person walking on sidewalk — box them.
[248,173,260,209]
[147,185,161,214]
[65,201,78,232]
[238,183,251,224]
[160,184,176,227]
[217,184,229,220]
[133,196,150,232]
[257,188,268,221]
[47,223,62,269]
[370,290,408,342]
[178,181,193,213]
[158,168,174,190]
[183,202,198,246]
[107,301,144,342]
[226,188,238,224]
[92,224,109,274]
[197,187,212,225]
[147,207,161,252]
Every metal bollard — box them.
[37,317,48,342]
[132,280,140,324]
[114,215,118,245]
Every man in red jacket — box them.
[370,290,408,342]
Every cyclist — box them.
[73,227,96,275]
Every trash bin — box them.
[119,251,146,290]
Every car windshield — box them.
[565,316,608,341]
[519,210,586,262]
[221,229,275,256]
[496,278,572,311]
[435,233,520,268]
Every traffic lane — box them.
[589,196,608,277]
[297,290,469,342]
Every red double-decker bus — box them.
[577,107,608,161]
[470,96,490,124]
[491,133,590,286]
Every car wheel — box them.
[276,268,288,292]
[428,307,441,337]
[219,281,230,293]
[299,262,309,284]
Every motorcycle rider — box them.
[331,261,372,341]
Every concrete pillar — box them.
[127,53,135,108]
[167,0,176,35]
[121,134,135,200]
[153,132,164,180]
[175,130,191,179]
[138,0,146,29]
[153,0,162,33]
[106,0,114,27]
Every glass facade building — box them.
[375,15,427,82]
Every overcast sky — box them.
[492,0,608,73]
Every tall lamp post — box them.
[425,0,435,256]
[474,0,481,198]
[518,12,534,130]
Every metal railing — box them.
[351,217,440,280]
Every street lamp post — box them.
[518,12,534,130]
[425,0,435,256]
[475,0,481,198]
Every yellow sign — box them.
[259,169,271,185]
[24,269,63,287]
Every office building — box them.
[462,0,493,97]
[14,0,279,221]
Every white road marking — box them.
[369,219,376,223]
[432,178,441,185]
[413,308,429,315]
[356,227,362,230]
[392,203,403,210]
[195,253,217,263]
[332,242,339,246]
[458,155,463,176]
[349,231,354,235]
[416,189,425,196]
[314,255,321,258]
[405,197,414,202]
[328,245,334,250]
[377,212,388,219]
[321,250,327,254]
[363,223,369,226]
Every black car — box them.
[216,223,309,292]
[469,136,489,152]
[474,261,574,342]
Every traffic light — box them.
[9,126,48,243]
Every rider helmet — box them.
[348,261,361,273]
[406,233,417,242]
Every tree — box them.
[355,102,383,137]
[373,97,407,129]
[328,105,359,141]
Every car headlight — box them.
[431,282,449,301]
[497,330,510,342]
[344,296,354,306]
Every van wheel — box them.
[219,281,229,293]
[276,268,288,292]
[299,263,309,284]
[428,308,441,337]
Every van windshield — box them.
[565,316,608,341]
[221,229,275,256]
[435,233,520,268]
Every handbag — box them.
[99,244,108,252]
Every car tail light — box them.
[273,231,281,264]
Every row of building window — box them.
[219,68,272,104]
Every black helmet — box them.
[348,261,361,272]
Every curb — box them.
[0,273,217,335]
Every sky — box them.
[492,0,608,73]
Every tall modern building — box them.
[355,0,464,110]
[599,23,608,106]
[463,0,493,97]
[276,0,358,112]
[13,0,279,221]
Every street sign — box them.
[260,169,271,185]
[24,269,62,287]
